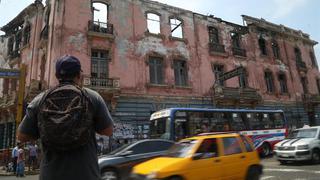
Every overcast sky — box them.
[0,0,319,64]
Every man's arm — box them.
[97,126,113,136]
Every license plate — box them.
[281,154,289,157]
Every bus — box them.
[150,108,287,157]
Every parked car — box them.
[131,132,263,180]
[98,139,174,180]
[273,126,320,164]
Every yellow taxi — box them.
[131,133,262,180]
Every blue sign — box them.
[0,69,20,78]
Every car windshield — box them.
[288,128,318,138]
[165,139,199,158]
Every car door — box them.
[186,138,222,180]
[220,136,247,180]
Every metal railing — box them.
[89,77,120,89]
[88,21,113,35]
[232,47,246,57]
[209,43,225,53]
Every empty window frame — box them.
[231,32,241,48]
[294,48,302,63]
[93,2,108,23]
[265,71,274,93]
[259,38,267,55]
[147,13,160,34]
[174,60,188,86]
[208,27,219,44]
[170,18,183,38]
[149,56,164,84]
[213,64,224,86]
[272,40,280,59]
[278,73,288,94]
[7,37,14,54]
[15,31,22,50]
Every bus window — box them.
[272,113,284,128]
[209,112,230,132]
[230,113,246,131]
[150,118,169,139]
[261,113,271,129]
[247,113,262,130]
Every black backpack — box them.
[37,84,93,151]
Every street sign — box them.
[0,68,20,79]
[218,66,245,82]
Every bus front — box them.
[149,109,173,140]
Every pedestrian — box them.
[17,55,114,180]
[16,143,25,177]
[11,142,20,174]
[27,141,38,171]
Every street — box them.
[1,157,320,180]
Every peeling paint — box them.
[68,33,85,52]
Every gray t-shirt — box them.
[18,87,113,180]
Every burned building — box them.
[0,0,319,148]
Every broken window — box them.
[310,51,317,68]
[265,71,274,93]
[259,38,267,55]
[294,48,302,62]
[7,37,14,54]
[15,31,22,50]
[147,13,160,34]
[149,56,164,84]
[239,69,247,88]
[23,24,31,45]
[93,2,108,23]
[174,60,188,86]
[231,32,241,48]
[272,40,280,59]
[91,50,109,87]
[300,77,308,94]
[278,73,288,94]
[170,18,183,38]
[213,64,224,86]
[208,27,219,44]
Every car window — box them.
[148,141,173,152]
[240,135,253,152]
[194,138,218,159]
[222,137,242,155]
[129,142,151,154]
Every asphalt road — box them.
[1,157,320,180]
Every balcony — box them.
[232,47,246,57]
[213,86,262,107]
[88,21,113,35]
[83,77,120,94]
[296,61,307,72]
[209,43,226,54]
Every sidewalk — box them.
[0,166,39,176]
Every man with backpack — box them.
[17,55,114,180]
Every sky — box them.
[0,0,319,64]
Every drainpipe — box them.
[47,0,57,87]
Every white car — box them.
[273,126,320,164]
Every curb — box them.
[0,170,39,176]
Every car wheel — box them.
[245,166,261,180]
[261,143,271,157]
[279,160,288,165]
[101,168,119,180]
[311,149,320,164]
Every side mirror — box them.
[120,150,133,156]
[192,153,204,160]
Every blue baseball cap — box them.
[55,55,82,78]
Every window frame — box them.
[92,2,109,23]
[231,32,241,48]
[259,37,267,55]
[265,71,274,93]
[169,17,183,39]
[149,56,164,85]
[173,59,188,86]
[208,26,219,44]
[146,12,161,34]
[278,73,288,94]
[212,64,225,86]
[271,40,280,59]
